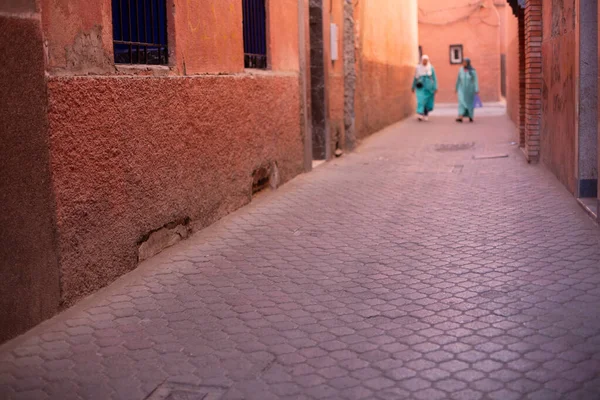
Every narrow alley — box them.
[2,115,599,400]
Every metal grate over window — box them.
[242,0,267,69]
[111,0,168,65]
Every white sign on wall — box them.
[331,23,339,61]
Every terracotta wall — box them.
[41,0,305,307]
[505,6,520,126]
[355,0,418,139]
[541,0,577,193]
[0,2,61,342]
[418,0,502,103]
[326,0,346,152]
[48,76,303,305]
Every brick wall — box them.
[419,0,502,103]
[525,0,544,164]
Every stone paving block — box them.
[0,116,600,399]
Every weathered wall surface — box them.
[355,0,418,139]
[505,6,520,126]
[47,75,304,305]
[38,0,305,307]
[41,0,299,76]
[419,0,502,103]
[326,0,346,152]
[41,0,114,74]
[0,5,61,342]
[541,0,577,193]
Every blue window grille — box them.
[242,0,267,69]
[112,0,168,65]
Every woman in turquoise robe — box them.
[456,58,479,122]
[412,55,437,121]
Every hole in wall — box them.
[252,161,280,196]
[137,217,191,262]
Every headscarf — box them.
[415,55,433,78]
[464,58,474,71]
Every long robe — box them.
[412,67,437,115]
[456,68,479,118]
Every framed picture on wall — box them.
[449,45,463,65]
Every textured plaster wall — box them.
[541,0,577,193]
[355,0,418,139]
[419,0,502,103]
[38,0,305,307]
[47,75,304,306]
[2,0,38,13]
[505,6,520,126]
[0,8,60,342]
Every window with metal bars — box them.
[111,0,168,65]
[242,0,267,69]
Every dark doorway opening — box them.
[577,0,598,206]
[309,0,328,161]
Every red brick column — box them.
[524,0,542,163]
[518,8,526,148]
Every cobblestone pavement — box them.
[2,115,600,400]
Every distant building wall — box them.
[419,0,503,103]
[355,0,418,139]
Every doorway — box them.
[576,0,598,218]
[309,0,329,162]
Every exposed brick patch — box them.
[524,0,543,163]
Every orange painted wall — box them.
[174,0,244,74]
[505,6,520,126]
[41,0,114,74]
[269,0,300,72]
[418,0,502,103]
[325,0,346,151]
[38,0,305,309]
[355,0,418,139]
[40,0,299,75]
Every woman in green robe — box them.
[412,55,437,121]
[456,58,479,122]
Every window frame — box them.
[111,0,170,66]
[242,0,269,70]
[449,44,464,65]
